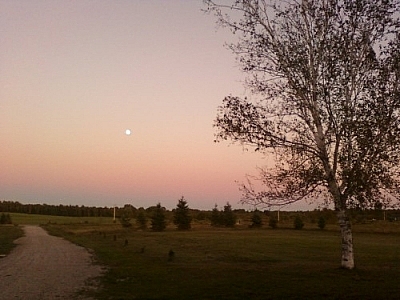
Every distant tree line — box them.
[1,200,399,227]
[0,201,113,218]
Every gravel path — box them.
[0,225,104,299]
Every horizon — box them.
[0,198,320,212]
[1,198,328,212]
[1,1,314,212]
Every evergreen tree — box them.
[318,216,326,230]
[250,210,263,228]
[150,203,167,232]
[210,204,222,227]
[294,216,304,230]
[223,202,237,227]
[173,197,192,230]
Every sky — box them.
[0,0,308,210]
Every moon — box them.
[125,129,131,136]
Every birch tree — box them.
[205,0,400,269]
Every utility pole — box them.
[278,204,288,222]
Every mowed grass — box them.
[43,223,400,300]
[0,225,24,256]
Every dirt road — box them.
[0,225,103,299]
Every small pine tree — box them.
[250,210,263,228]
[294,215,304,230]
[318,216,326,230]
[223,202,237,227]
[173,197,192,230]
[151,203,167,231]
[136,210,147,229]
[210,204,222,227]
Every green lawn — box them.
[43,223,400,300]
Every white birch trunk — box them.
[325,168,355,269]
[337,209,355,269]
[314,119,355,269]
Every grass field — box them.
[42,221,400,300]
[3,212,400,299]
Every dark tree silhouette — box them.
[0,213,12,224]
[294,215,304,230]
[250,210,263,228]
[173,197,192,230]
[223,202,237,227]
[150,203,167,232]
[210,204,223,227]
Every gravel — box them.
[0,225,104,299]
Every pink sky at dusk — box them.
[1,1,309,210]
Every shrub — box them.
[294,216,304,230]
[0,213,6,224]
[168,249,175,262]
[250,210,263,228]
[210,203,237,227]
[210,204,223,227]
[318,216,326,230]
[119,212,132,228]
[222,202,237,227]
[0,213,12,224]
[173,197,192,230]
[269,217,278,229]
[194,211,207,221]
